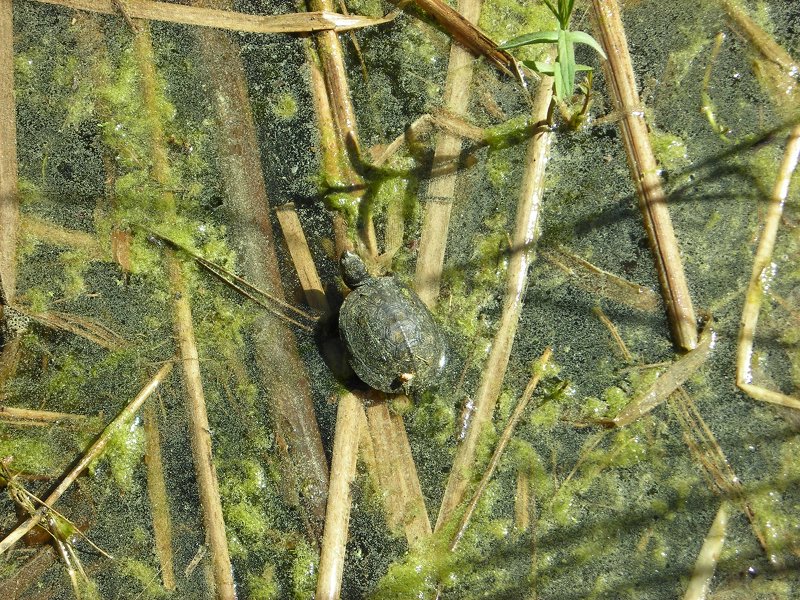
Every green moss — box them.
[247,565,279,600]
[0,431,61,475]
[649,128,689,172]
[291,539,319,600]
[119,558,169,598]
[89,419,145,492]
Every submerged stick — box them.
[436,75,553,529]
[33,0,393,34]
[602,321,715,427]
[413,0,485,307]
[450,348,551,550]
[0,361,174,555]
[315,392,362,600]
[736,124,800,410]
[192,14,330,537]
[591,0,698,351]
[143,403,176,591]
[0,405,90,426]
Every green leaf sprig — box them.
[498,0,607,102]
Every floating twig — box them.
[0,361,174,555]
[32,0,393,34]
[13,304,128,351]
[0,405,91,427]
[315,391,362,600]
[736,124,800,410]
[436,75,553,528]
[413,0,491,307]
[591,0,699,351]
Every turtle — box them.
[338,251,448,394]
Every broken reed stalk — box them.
[191,15,330,537]
[413,0,484,307]
[736,124,800,410]
[306,0,377,257]
[514,467,530,532]
[0,0,21,386]
[143,403,177,591]
[133,25,235,599]
[682,502,728,600]
[0,361,174,555]
[591,0,699,352]
[0,405,90,426]
[0,0,18,304]
[450,348,551,551]
[408,0,517,77]
[315,391,361,600]
[436,75,553,529]
[364,395,432,546]
[33,0,391,34]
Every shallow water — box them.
[1,0,799,598]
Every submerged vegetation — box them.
[0,0,799,598]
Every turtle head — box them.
[340,251,370,289]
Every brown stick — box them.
[0,405,90,426]
[0,0,18,305]
[591,0,698,351]
[409,0,516,77]
[192,13,330,537]
[32,0,391,34]
[436,74,553,530]
[413,0,483,307]
[365,397,432,546]
[0,361,174,555]
[315,391,362,600]
[143,403,177,591]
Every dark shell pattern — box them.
[339,276,447,394]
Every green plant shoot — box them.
[498,0,607,102]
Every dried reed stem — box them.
[143,403,176,591]
[718,0,800,77]
[315,391,362,600]
[133,24,235,598]
[306,0,377,256]
[682,502,728,600]
[193,15,330,536]
[0,361,174,555]
[0,0,18,305]
[736,124,800,410]
[365,396,432,546]
[436,76,553,529]
[409,0,516,77]
[0,405,89,426]
[33,0,391,34]
[413,0,484,307]
[591,0,698,351]
[450,348,551,550]
[514,467,530,532]
[0,0,21,386]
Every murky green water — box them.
[1,0,799,598]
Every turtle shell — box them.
[339,276,447,394]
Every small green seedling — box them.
[498,0,607,103]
